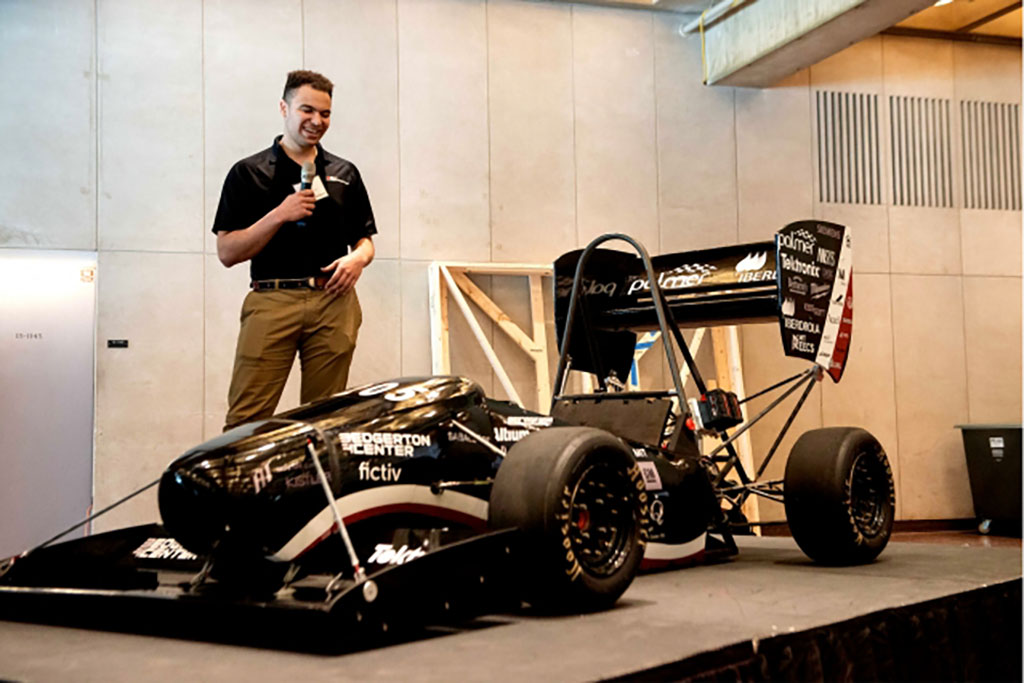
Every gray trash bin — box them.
[955,424,1022,535]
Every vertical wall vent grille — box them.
[816,91,881,204]
[961,101,1020,211]
[889,96,953,208]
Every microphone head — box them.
[301,161,315,184]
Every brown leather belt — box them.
[251,277,329,291]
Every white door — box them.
[0,250,96,558]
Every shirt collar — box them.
[270,135,325,172]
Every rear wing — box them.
[553,220,853,383]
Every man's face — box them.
[280,84,332,149]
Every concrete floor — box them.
[0,535,1019,682]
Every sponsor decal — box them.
[738,269,775,283]
[286,470,327,489]
[338,432,431,457]
[817,223,842,239]
[778,232,815,255]
[842,316,852,325]
[809,282,831,299]
[252,461,273,494]
[791,334,815,353]
[445,430,474,444]
[781,297,796,316]
[133,538,198,561]
[735,252,769,271]
[817,247,836,266]
[803,302,826,317]
[358,461,402,482]
[582,279,617,297]
[638,460,663,491]
[627,263,718,295]
[493,426,530,443]
[735,253,774,283]
[358,382,440,403]
[367,543,426,565]
[788,276,808,295]
[828,313,840,325]
[359,381,399,397]
[506,415,554,427]
[650,498,665,526]
[784,318,821,334]
[779,253,821,278]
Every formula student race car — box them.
[0,221,894,644]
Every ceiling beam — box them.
[955,1,1022,33]
[881,26,1021,46]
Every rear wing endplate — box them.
[553,220,853,383]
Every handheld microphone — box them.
[297,161,315,227]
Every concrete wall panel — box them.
[810,35,884,94]
[487,0,576,264]
[953,42,1022,104]
[398,0,489,262]
[960,210,1022,277]
[94,252,204,531]
[655,21,738,252]
[0,1,95,249]
[888,206,961,274]
[891,274,972,519]
[963,276,1022,424]
[98,0,203,252]
[573,6,659,250]
[882,35,955,99]
[736,70,815,243]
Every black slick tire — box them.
[784,427,895,565]
[489,427,648,612]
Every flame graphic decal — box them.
[735,252,768,272]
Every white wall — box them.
[0,0,1019,530]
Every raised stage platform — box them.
[0,536,1019,682]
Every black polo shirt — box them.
[212,136,377,280]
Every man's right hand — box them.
[275,189,316,223]
[216,189,317,267]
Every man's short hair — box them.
[283,70,333,101]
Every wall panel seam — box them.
[201,0,208,437]
[395,0,404,373]
[651,12,661,254]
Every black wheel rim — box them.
[849,450,889,538]
[567,459,635,577]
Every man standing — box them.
[214,70,376,431]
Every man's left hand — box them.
[321,254,364,295]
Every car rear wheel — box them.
[784,427,894,565]
[489,427,648,612]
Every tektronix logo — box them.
[367,543,426,565]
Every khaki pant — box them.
[224,288,361,431]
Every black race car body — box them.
[159,374,722,576]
